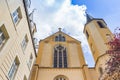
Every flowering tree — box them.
[102,28,120,79]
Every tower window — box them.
[97,21,105,28]
[55,34,66,42]
[86,30,89,39]
[91,44,95,54]
[106,34,112,41]
[8,56,20,80]
[99,67,103,75]
[54,45,67,68]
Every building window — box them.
[97,21,105,28]
[55,34,66,42]
[54,75,68,80]
[0,24,9,48]
[27,54,33,69]
[99,67,103,75]
[86,30,89,39]
[91,44,95,54]
[54,45,67,68]
[106,34,112,41]
[12,7,22,25]
[21,35,28,51]
[55,36,59,41]
[8,56,20,80]
[23,75,27,80]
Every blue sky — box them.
[30,0,120,67]
[71,0,120,32]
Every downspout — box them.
[22,0,37,57]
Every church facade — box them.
[30,28,97,80]
[30,14,113,80]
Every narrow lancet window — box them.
[53,45,67,68]
[55,34,66,42]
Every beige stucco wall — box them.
[0,0,36,80]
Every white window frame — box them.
[0,30,5,45]
[21,35,28,51]
[8,57,20,80]
[27,54,33,69]
[0,24,9,49]
[12,7,22,25]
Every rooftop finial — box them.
[58,28,62,31]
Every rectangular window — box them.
[8,57,20,80]
[0,29,5,45]
[12,7,22,25]
[86,30,89,39]
[97,21,105,28]
[91,44,95,54]
[27,54,33,69]
[21,35,28,51]
[0,24,9,48]
[106,34,112,41]
[23,75,27,80]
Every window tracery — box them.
[54,45,67,68]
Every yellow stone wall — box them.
[37,69,85,80]
[36,31,86,67]
[30,31,97,80]
[84,19,113,79]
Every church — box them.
[30,13,113,80]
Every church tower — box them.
[84,13,113,78]
[30,28,97,80]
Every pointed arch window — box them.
[55,34,66,42]
[62,36,65,41]
[55,36,59,41]
[54,75,68,80]
[54,45,67,68]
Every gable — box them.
[40,31,81,43]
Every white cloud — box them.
[31,0,94,67]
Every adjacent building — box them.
[0,0,36,80]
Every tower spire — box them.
[86,12,94,23]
